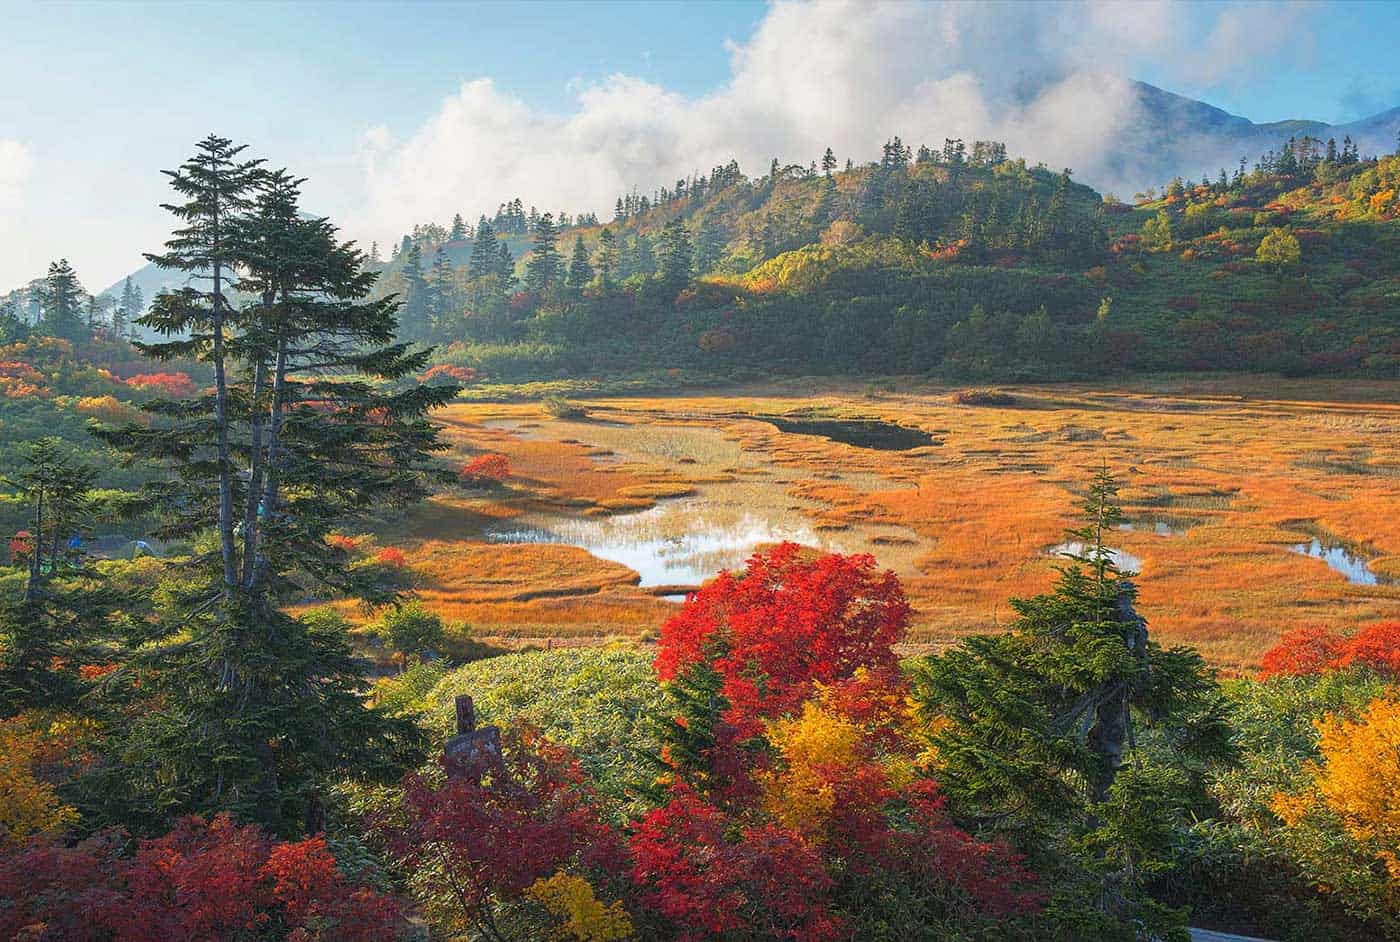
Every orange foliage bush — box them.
[419,363,478,385]
[125,372,197,397]
[376,547,407,568]
[460,453,511,485]
[1259,622,1400,678]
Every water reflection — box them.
[1118,519,1190,537]
[1289,538,1390,585]
[1049,542,1143,572]
[486,499,919,588]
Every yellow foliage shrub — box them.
[0,715,78,847]
[759,700,866,840]
[527,871,633,941]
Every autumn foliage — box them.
[654,542,910,731]
[459,452,511,485]
[123,371,197,397]
[0,814,401,941]
[1260,622,1400,678]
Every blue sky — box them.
[2,0,1398,290]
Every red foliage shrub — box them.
[10,530,32,564]
[0,814,401,942]
[419,363,478,385]
[1259,622,1400,678]
[629,785,841,942]
[384,731,622,931]
[459,453,511,485]
[655,543,909,734]
[124,372,197,398]
[376,547,406,568]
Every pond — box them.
[1049,541,1143,572]
[486,498,921,591]
[1119,518,1192,537]
[1289,537,1391,585]
[759,415,936,451]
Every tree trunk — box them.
[240,290,274,586]
[211,198,238,591]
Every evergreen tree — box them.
[468,221,499,279]
[566,235,593,290]
[449,212,467,241]
[426,245,454,335]
[0,439,117,717]
[39,259,87,342]
[911,468,1229,935]
[93,142,457,836]
[116,276,143,339]
[137,134,263,590]
[596,228,618,287]
[399,240,429,339]
[693,218,725,274]
[658,217,693,288]
[524,212,560,292]
[496,242,515,288]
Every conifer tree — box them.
[449,212,467,241]
[399,240,429,339]
[468,221,499,279]
[117,276,143,338]
[566,235,593,290]
[137,135,264,590]
[597,228,618,287]
[911,468,1229,934]
[426,246,454,335]
[693,218,725,274]
[524,212,560,291]
[0,439,117,717]
[496,241,515,288]
[658,218,693,288]
[92,140,458,836]
[40,259,87,342]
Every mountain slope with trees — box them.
[370,131,1400,385]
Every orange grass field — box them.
[367,376,1400,670]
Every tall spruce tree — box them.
[496,241,515,288]
[449,212,467,241]
[911,468,1229,936]
[596,228,618,287]
[399,240,429,339]
[468,221,499,279]
[40,259,87,342]
[524,212,561,291]
[117,276,143,338]
[92,142,459,836]
[566,235,593,290]
[137,135,263,591]
[426,246,454,335]
[658,218,693,288]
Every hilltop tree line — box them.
[0,262,145,345]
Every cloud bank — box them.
[351,0,1306,243]
[0,139,32,209]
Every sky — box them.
[2,0,1399,292]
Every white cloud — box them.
[0,139,33,207]
[349,0,1307,242]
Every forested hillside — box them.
[367,133,1400,384]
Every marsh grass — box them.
[367,378,1400,671]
